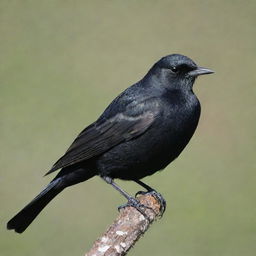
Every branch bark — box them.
[85,193,165,256]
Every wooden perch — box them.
[85,192,165,256]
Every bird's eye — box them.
[170,66,178,73]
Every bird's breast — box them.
[97,94,201,180]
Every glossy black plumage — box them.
[7,54,214,233]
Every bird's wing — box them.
[46,108,157,175]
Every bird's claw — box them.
[118,197,155,222]
[135,190,166,216]
[135,190,148,197]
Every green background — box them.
[1,1,255,255]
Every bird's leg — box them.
[134,180,154,192]
[101,176,154,220]
[134,180,166,214]
[102,176,134,201]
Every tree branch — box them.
[85,193,165,256]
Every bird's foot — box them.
[135,190,166,216]
[118,197,155,222]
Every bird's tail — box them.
[7,177,64,233]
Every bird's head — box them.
[147,54,214,91]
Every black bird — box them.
[7,54,214,233]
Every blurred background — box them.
[1,1,255,255]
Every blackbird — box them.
[7,54,214,233]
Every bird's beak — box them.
[188,67,214,77]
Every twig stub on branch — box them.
[85,192,165,256]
